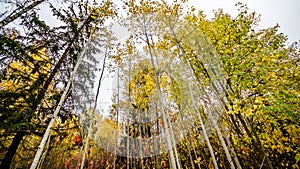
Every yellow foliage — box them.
[0,48,51,91]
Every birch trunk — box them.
[80,47,108,169]
[146,34,178,169]
[187,82,219,169]
[30,41,88,169]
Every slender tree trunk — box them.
[147,36,178,169]
[0,131,25,169]
[166,111,181,168]
[220,123,242,169]
[169,26,219,169]
[247,117,273,169]
[81,47,108,169]
[0,32,77,169]
[200,89,235,169]
[187,82,219,169]
[0,0,45,28]
[236,113,273,169]
[30,37,89,169]
[2,6,94,168]
[37,134,51,168]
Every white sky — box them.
[1,0,298,42]
[186,0,300,43]
[1,0,298,115]
[98,0,300,115]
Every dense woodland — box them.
[0,0,299,169]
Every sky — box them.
[108,0,300,43]
[1,0,298,42]
[97,0,300,115]
[186,0,300,43]
[1,0,299,114]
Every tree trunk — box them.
[0,131,25,169]
[1,6,93,168]
[0,0,45,28]
[81,47,108,169]
[147,37,178,169]
[30,36,89,169]
[1,34,77,169]
[236,113,273,169]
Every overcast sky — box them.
[186,0,300,43]
[1,0,298,42]
[2,0,298,114]
[97,0,300,114]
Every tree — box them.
[118,1,299,168]
[0,0,117,168]
[1,0,299,168]
[0,0,45,28]
[185,2,300,168]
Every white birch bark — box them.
[187,82,219,169]
[30,41,88,169]
[146,36,178,169]
[80,47,108,169]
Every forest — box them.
[0,0,299,168]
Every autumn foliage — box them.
[0,0,299,168]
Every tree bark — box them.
[30,36,88,169]
[236,113,273,169]
[0,0,45,28]
[0,34,76,169]
[0,15,88,168]
[81,47,108,169]
[0,131,25,169]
